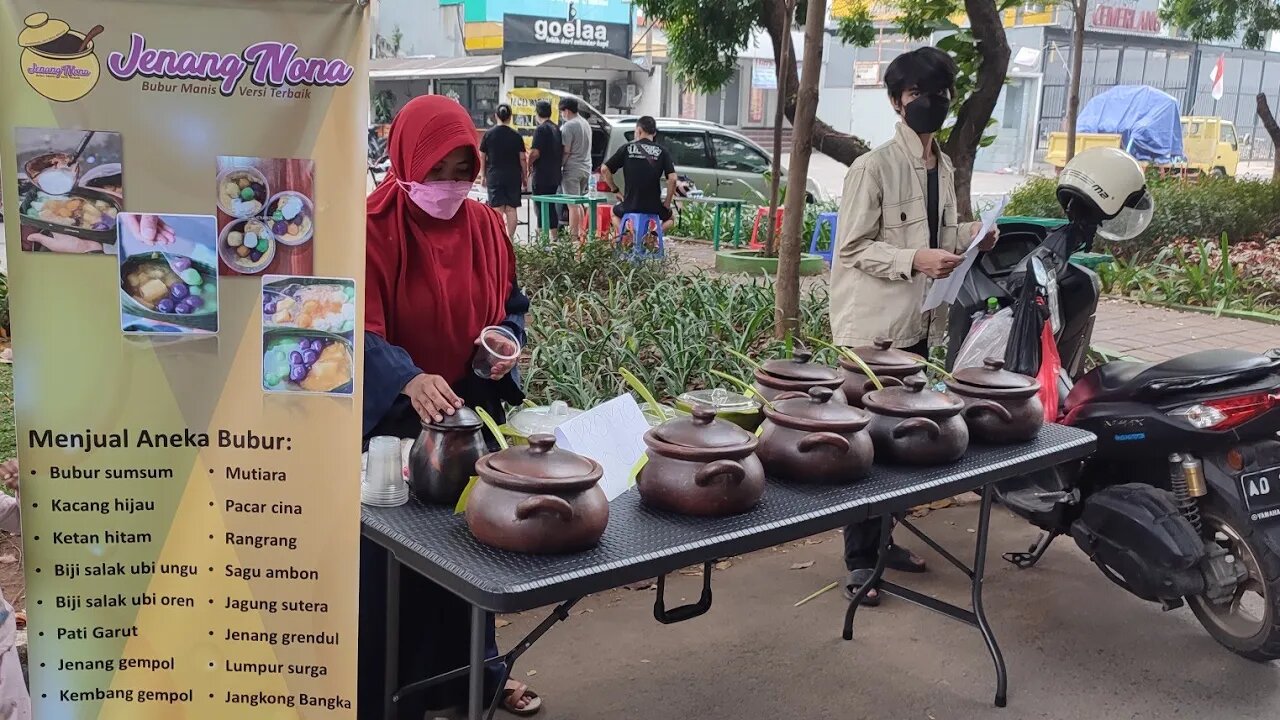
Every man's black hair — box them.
[884,47,958,100]
[558,96,579,114]
[496,103,513,122]
[535,100,552,119]
[636,116,658,136]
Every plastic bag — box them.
[954,307,1014,371]
[1006,284,1049,377]
[1037,322,1062,422]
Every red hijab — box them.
[366,96,516,385]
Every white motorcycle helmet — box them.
[1057,147,1155,242]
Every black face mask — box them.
[902,93,951,134]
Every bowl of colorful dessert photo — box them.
[219,218,276,274]
[17,183,120,244]
[262,279,356,334]
[216,166,270,219]
[264,191,314,246]
[263,329,354,395]
[119,251,219,333]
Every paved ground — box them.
[498,505,1280,720]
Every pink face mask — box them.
[398,179,472,219]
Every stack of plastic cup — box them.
[362,435,409,507]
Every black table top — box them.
[361,424,1095,613]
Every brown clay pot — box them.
[758,387,875,484]
[467,434,608,554]
[946,358,1045,444]
[639,406,764,516]
[839,338,928,407]
[752,349,847,405]
[863,377,969,466]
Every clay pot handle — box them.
[515,495,574,522]
[797,432,851,454]
[891,417,941,441]
[695,459,746,487]
[964,399,1013,423]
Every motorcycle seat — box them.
[1067,349,1279,408]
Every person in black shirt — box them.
[527,100,563,240]
[478,103,527,237]
[601,115,677,243]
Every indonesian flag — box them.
[1211,55,1226,101]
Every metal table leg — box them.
[732,203,743,247]
[383,556,400,720]
[842,514,894,640]
[538,201,550,245]
[468,605,485,720]
[712,205,723,251]
[849,487,1009,708]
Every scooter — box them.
[948,148,1280,661]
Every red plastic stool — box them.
[596,204,614,238]
[749,207,785,249]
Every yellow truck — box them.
[1046,116,1240,177]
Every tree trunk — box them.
[1258,93,1280,182]
[760,0,870,165]
[775,0,827,339]
[941,0,1011,221]
[1065,0,1087,164]
[765,2,793,257]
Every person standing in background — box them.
[478,103,528,238]
[558,97,593,238]
[830,47,998,606]
[528,100,563,241]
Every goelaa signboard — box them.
[503,14,633,62]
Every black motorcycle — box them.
[949,218,1280,661]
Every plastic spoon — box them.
[77,25,104,53]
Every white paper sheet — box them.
[554,394,650,502]
[922,194,1009,312]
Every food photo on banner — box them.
[261,275,356,396]
[118,212,219,335]
[216,156,315,277]
[13,126,124,254]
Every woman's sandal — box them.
[884,544,928,573]
[501,681,542,716]
[841,568,881,607]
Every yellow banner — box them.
[0,0,368,717]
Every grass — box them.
[0,364,12,462]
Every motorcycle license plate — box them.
[1240,465,1280,521]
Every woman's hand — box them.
[403,373,463,423]
[478,332,521,380]
[121,213,177,246]
[29,232,103,254]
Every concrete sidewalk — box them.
[1092,297,1280,362]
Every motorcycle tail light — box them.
[1169,391,1280,431]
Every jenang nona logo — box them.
[17,12,102,102]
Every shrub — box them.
[1006,176,1280,257]
[517,242,833,408]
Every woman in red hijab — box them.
[359,96,541,718]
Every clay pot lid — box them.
[949,358,1041,395]
[842,338,926,374]
[764,387,871,431]
[863,377,964,419]
[18,13,70,48]
[653,406,757,449]
[424,406,482,431]
[758,349,840,383]
[678,388,759,414]
[481,435,602,491]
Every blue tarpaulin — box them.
[1077,85,1185,163]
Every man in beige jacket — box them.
[832,48,997,604]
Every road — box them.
[496,504,1279,720]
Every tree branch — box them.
[759,0,870,166]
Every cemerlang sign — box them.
[1089,0,1162,35]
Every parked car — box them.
[522,90,825,203]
